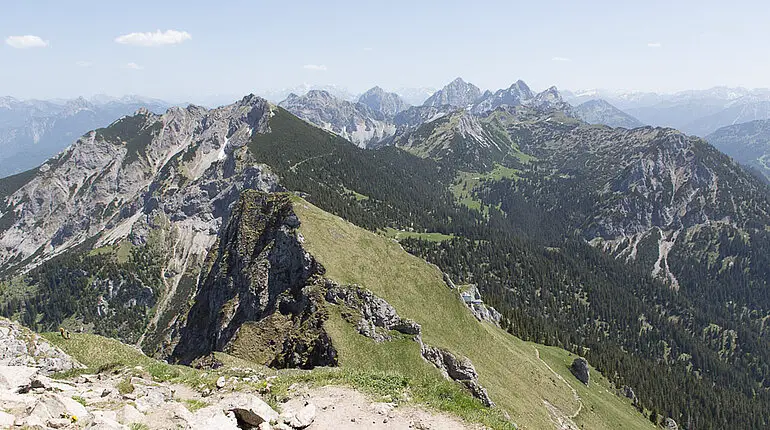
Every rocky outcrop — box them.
[664,417,679,430]
[0,318,83,373]
[420,345,495,407]
[570,357,590,386]
[325,282,421,342]
[459,285,502,327]
[171,191,337,369]
[621,385,639,406]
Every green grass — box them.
[450,164,522,212]
[129,424,150,430]
[116,378,135,395]
[293,197,652,430]
[72,395,87,406]
[382,227,454,242]
[182,399,209,412]
[42,332,219,391]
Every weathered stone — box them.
[191,406,240,430]
[0,365,38,391]
[218,392,279,426]
[47,417,72,428]
[216,376,226,389]
[420,345,494,407]
[0,411,15,428]
[325,283,421,342]
[570,357,590,386]
[664,417,679,430]
[621,385,638,405]
[0,319,83,373]
[29,393,92,425]
[287,402,316,429]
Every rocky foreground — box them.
[0,318,475,430]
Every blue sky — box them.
[1,0,768,101]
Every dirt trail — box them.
[283,385,483,430]
[535,348,583,425]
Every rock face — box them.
[0,318,83,373]
[458,284,502,327]
[278,90,395,148]
[0,95,280,352]
[570,357,590,386]
[325,282,421,342]
[423,78,482,108]
[527,86,573,112]
[472,80,534,114]
[573,99,644,129]
[171,191,337,369]
[358,87,410,117]
[420,345,495,407]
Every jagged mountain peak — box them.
[423,78,482,108]
[358,86,409,117]
[472,79,535,114]
[279,89,394,148]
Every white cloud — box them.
[552,56,571,62]
[5,35,49,49]
[76,61,93,67]
[303,64,328,71]
[115,30,191,47]
[124,62,144,70]
[647,42,662,48]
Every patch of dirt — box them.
[283,385,484,429]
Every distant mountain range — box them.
[279,78,577,150]
[0,96,170,178]
[573,99,644,129]
[706,119,770,182]
[564,86,770,136]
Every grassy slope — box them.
[294,197,653,430]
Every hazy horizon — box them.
[3,0,770,101]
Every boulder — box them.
[420,345,495,407]
[28,393,92,425]
[285,402,316,429]
[217,376,226,389]
[0,365,38,391]
[191,406,240,430]
[570,357,590,386]
[0,411,13,428]
[664,417,679,430]
[117,404,145,425]
[133,384,173,413]
[218,392,279,426]
[47,417,73,428]
[621,385,638,405]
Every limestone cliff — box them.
[170,191,336,368]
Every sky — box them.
[1,0,769,102]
